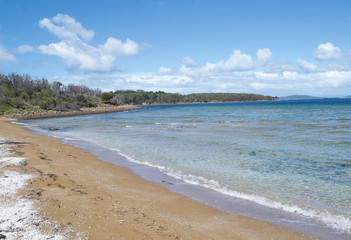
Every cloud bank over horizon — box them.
[104,43,349,97]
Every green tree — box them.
[101,92,115,103]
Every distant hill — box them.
[279,95,323,100]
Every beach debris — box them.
[0,136,67,239]
[161,180,174,185]
[249,151,257,156]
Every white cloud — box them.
[257,48,272,65]
[39,14,94,41]
[158,67,172,74]
[17,45,35,53]
[39,39,115,72]
[264,61,296,73]
[224,50,255,71]
[157,48,272,78]
[202,61,224,73]
[280,71,299,80]
[0,44,16,62]
[162,70,349,96]
[313,42,343,60]
[179,56,198,68]
[197,48,272,73]
[38,14,140,72]
[297,59,319,73]
[100,37,139,56]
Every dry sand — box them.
[0,118,315,239]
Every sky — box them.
[0,0,351,97]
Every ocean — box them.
[23,98,351,239]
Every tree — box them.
[101,92,115,103]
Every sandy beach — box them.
[0,117,314,239]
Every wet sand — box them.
[0,118,314,239]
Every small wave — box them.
[333,141,351,147]
[337,118,351,122]
[110,148,351,234]
[154,122,198,129]
[217,120,229,124]
[182,120,204,123]
[115,124,132,128]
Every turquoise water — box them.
[24,99,351,234]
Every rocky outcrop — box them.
[3,105,141,120]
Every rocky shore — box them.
[2,105,140,120]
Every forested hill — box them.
[101,90,278,105]
[1,73,277,114]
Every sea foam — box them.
[112,147,351,234]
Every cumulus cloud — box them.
[159,48,272,76]
[313,42,343,60]
[39,39,115,72]
[171,48,272,76]
[100,37,139,56]
[17,45,35,53]
[297,59,319,73]
[224,50,255,71]
[257,48,272,65]
[38,14,140,72]
[39,14,94,41]
[0,44,16,62]
[217,48,272,72]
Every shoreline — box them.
[2,105,141,120]
[0,118,314,239]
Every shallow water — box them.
[24,98,351,238]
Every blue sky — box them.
[1,0,351,97]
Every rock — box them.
[48,127,60,131]
[0,233,6,239]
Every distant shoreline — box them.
[140,98,279,106]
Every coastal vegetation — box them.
[0,73,102,114]
[102,90,278,105]
[0,72,277,115]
